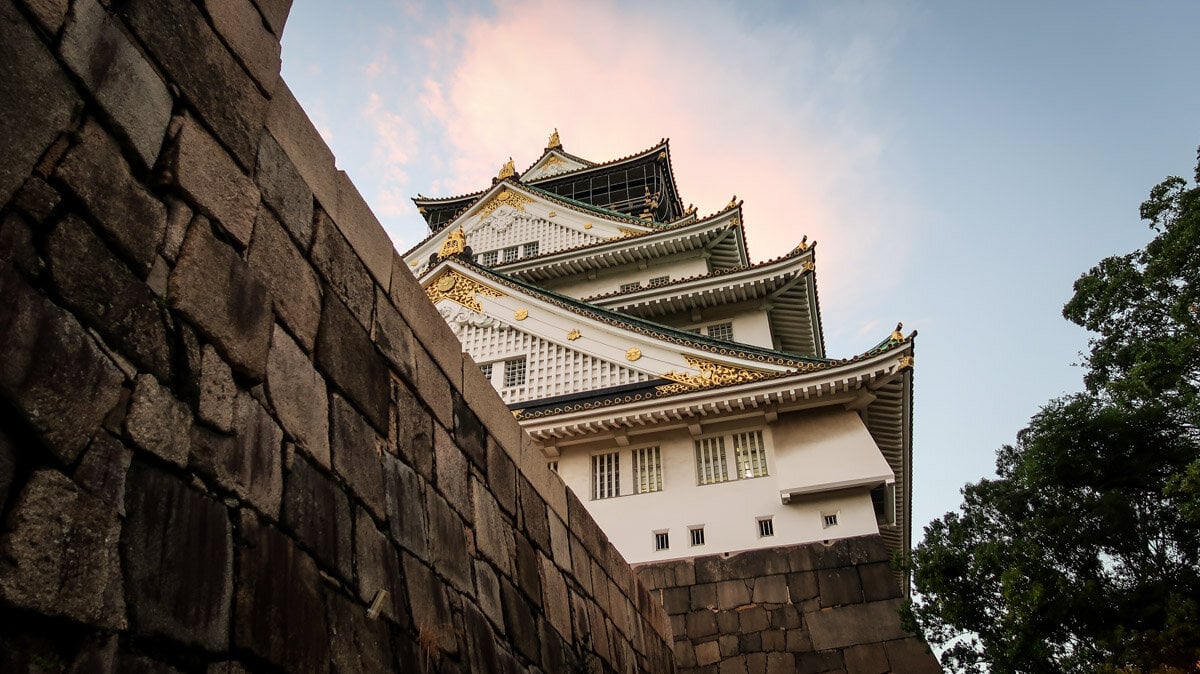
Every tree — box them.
[909,150,1200,673]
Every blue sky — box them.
[279,0,1200,543]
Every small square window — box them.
[757,517,775,538]
[503,357,526,388]
[689,527,705,547]
[523,241,540,257]
[619,281,642,293]
[822,512,839,528]
[547,461,559,473]
[649,275,669,287]
[480,250,498,265]
[654,531,670,551]
[707,322,734,341]
[502,246,520,262]
[479,363,493,380]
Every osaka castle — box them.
[403,131,915,568]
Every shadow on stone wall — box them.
[0,0,673,671]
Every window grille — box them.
[654,531,669,551]
[547,461,558,473]
[823,513,839,528]
[619,281,642,293]
[503,357,526,387]
[757,517,774,538]
[479,250,498,265]
[695,437,729,485]
[523,241,540,257]
[706,322,734,341]
[649,275,670,287]
[502,246,519,262]
[689,527,705,547]
[733,431,768,479]
[479,363,493,381]
[592,451,620,499]
[633,446,663,493]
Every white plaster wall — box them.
[550,255,710,299]
[681,309,774,349]
[554,421,881,565]
[772,408,895,496]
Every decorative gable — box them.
[465,207,603,261]
[522,151,590,181]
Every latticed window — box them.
[649,275,670,287]
[479,363,493,381]
[695,437,729,485]
[592,451,620,500]
[619,281,642,293]
[733,431,768,479]
[633,446,663,493]
[823,512,839,528]
[523,241,540,257]
[654,531,670,551]
[706,322,734,341]
[757,517,775,538]
[502,246,519,262]
[479,250,498,265]
[503,357,526,387]
[689,527,705,547]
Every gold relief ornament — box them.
[547,128,562,149]
[625,348,642,362]
[890,322,905,342]
[497,158,516,179]
[437,227,467,260]
[655,355,771,395]
[543,155,564,167]
[424,269,504,312]
[583,223,592,229]
[617,227,642,237]
[479,188,532,218]
[801,260,815,272]
[898,355,914,370]
[514,308,529,321]
[567,329,581,341]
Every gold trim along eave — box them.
[424,269,505,312]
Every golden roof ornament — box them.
[890,322,905,343]
[437,227,467,260]
[547,128,562,149]
[796,235,809,251]
[497,158,516,180]
[726,195,738,209]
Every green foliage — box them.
[911,149,1200,673]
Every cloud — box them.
[363,92,418,217]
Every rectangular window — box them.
[619,281,642,293]
[480,250,498,265]
[649,275,669,287]
[733,431,768,479]
[547,461,559,473]
[823,512,839,528]
[706,322,734,341]
[592,451,620,500]
[654,531,670,551]
[479,363,493,381]
[689,527,705,547]
[502,246,519,263]
[503,357,526,388]
[523,241,540,257]
[695,437,729,485]
[633,446,663,494]
[757,517,775,538]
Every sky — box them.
[278,0,1200,545]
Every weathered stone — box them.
[717,609,740,633]
[402,555,452,640]
[456,393,489,472]
[767,651,801,674]
[55,121,165,271]
[547,509,571,572]
[373,289,415,379]
[752,573,790,604]
[311,208,374,329]
[0,428,14,509]
[331,393,386,520]
[125,374,192,467]
[60,0,172,170]
[265,82,338,216]
[859,561,903,602]
[475,559,505,633]
[661,587,689,615]
[47,215,171,380]
[567,489,608,563]
[282,454,353,580]
[265,325,330,466]
[0,269,125,465]
[255,131,313,247]
[198,344,237,432]
[691,582,717,611]
[686,610,718,639]
[716,579,752,610]
[515,532,542,606]
[884,638,942,673]
[463,598,504,674]
[123,462,232,649]
[0,0,80,206]
[426,489,472,594]
[500,577,539,663]
[248,206,322,349]
[0,211,43,280]
[334,170,394,288]
[383,453,428,560]
[540,553,571,641]
[117,654,185,674]
[807,599,909,650]
[569,535,593,595]
[393,378,433,479]
[171,115,260,246]
[433,423,471,522]
[718,642,741,663]
[162,198,192,262]
[354,510,408,627]
[191,393,283,517]
[315,291,389,432]
[116,0,267,169]
[169,218,273,379]
[0,469,124,628]
[473,476,515,577]
[519,475,551,553]
[235,516,329,671]
[739,605,769,633]
[19,0,68,34]
[412,343,453,430]
[695,639,721,667]
[738,630,762,653]
[843,643,889,674]
[11,175,61,223]
[326,589,395,674]
[73,431,132,514]
[818,567,863,607]
[203,0,281,92]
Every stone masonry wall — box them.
[636,537,942,673]
[0,0,674,671]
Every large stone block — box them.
[806,599,909,651]
[383,453,428,560]
[55,120,165,271]
[171,115,261,247]
[125,374,192,467]
[265,324,329,466]
[169,219,273,379]
[463,599,504,674]
[0,267,123,464]
[198,344,237,433]
[843,643,890,674]
[519,476,551,553]
[234,515,329,671]
[402,555,454,648]
[817,567,863,607]
[282,454,352,581]
[354,510,409,627]
[884,638,942,673]
[514,532,542,607]
[264,82,338,216]
[203,0,281,93]
[315,291,389,432]
[116,0,267,169]
[475,559,505,634]
[485,435,516,514]
[123,462,232,650]
[253,0,292,36]
[0,0,80,206]
[191,393,283,518]
[0,428,14,510]
[473,476,515,577]
[372,289,414,380]
[752,574,790,605]
[547,509,571,573]
[326,589,395,674]
[860,561,903,602]
[334,170,394,289]
[46,215,171,380]
[0,469,125,629]
[425,489,472,594]
[331,393,386,521]
[73,431,132,514]
[311,208,375,329]
[499,576,540,664]
[433,423,471,523]
[255,131,314,248]
[59,0,172,170]
[248,207,321,349]
[540,553,572,641]
[392,377,433,479]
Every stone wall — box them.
[636,537,942,673]
[0,0,674,671]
